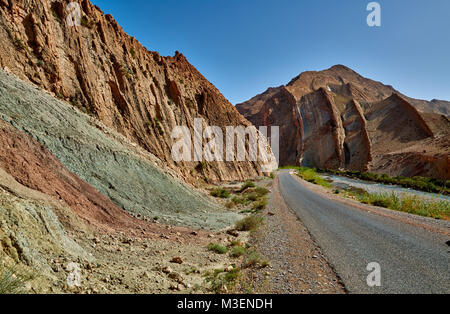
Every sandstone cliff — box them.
[0,0,271,183]
[237,65,450,179]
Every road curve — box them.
[277,170,450,294]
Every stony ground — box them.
[45,227,249,294]
[0,163,250,294]
[1,167,346,294]
[239,177,346,294]
[7,216,250,294]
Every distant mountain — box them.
[237,65,450,179]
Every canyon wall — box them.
[0,68,242,229]
[0,0,272,183]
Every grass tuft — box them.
[244,250,270,268]
[235,215,263,231]
[230,246,246,258]
[80,16,95,29]
[0,265,35,294]
[347,191,449,220]
[204,267,241,293]
[207,243,228,254]
[282,166,331,188]
[252,197,268,211]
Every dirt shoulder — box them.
[240,176,346,294]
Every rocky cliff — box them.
[0,0,271,183]
[0,67,244,292]
[0,68,241,229]
[237,65,450,179]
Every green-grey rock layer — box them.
[0,69,240,230]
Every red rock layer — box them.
[0,119,148,232]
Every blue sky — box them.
[91,0,450,105]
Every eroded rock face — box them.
[0,119,135,232]
[0,68,242,229]
[0,0,268,183]
[237,65,450,179]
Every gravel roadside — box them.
[241,175,346,294]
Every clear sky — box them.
[91,0,450,105]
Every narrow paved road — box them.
[277,170,450,294]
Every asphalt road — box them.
[277,170,450,294]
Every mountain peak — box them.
[328,64,353,72]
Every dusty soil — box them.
[239,177,346,294]
[43,227,248,294]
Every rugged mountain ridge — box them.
[0,0,271,183]
[237,65,450,179]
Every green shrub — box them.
[349,191,449,220]
[211,188,230,199]
[235,215,263,231]
[254,187,269,197]
[154,118,164,135]
[231,196,248,205]
[372,199,392,208]
[204,267,241,293]
[282,166,331,188]
[252,197,268,211]
[14,38,27,51]
[51,9,61,22]
[297,168,331,188]
[230,240,242,247]
[240,181,255,192]
[230,246,245,258]
[261,260,270,268]
[244,250,270,268]
[198,161,208,171]
[207,243,228,254]
[323,168,448,194]
[130,47,136,58]
[246,193,258,202]
[120,64,134,79]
